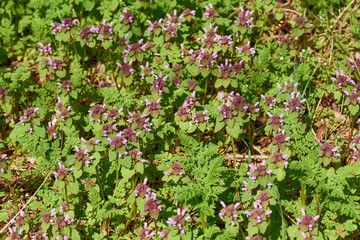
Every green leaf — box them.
[109,151,117,161]
[274,168,286,181]
[214,121,225,132]
[119,156,132,168]
[275,12,284,20]
[68,181,79,195]
[83,0,95,11]
[102,40,112,50]
[226,126,240,139]
[134,162,144,174]
[56,70,67,78]
[121,168,134,181]
[349,104,359,115]
[187,123,197,133]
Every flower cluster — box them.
[245,201,272,226]
[50,18,78,34]
[219,201,240,226]
[38,43,52,55]
[296,209,320,239]
[234,7,255,29]
[166,209,191,234]
[164,163,184,177]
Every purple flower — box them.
[88,104,107,123]
[219,201,240,226]
[124,39,146,57]
[270,151,288,169]
[53,162,73,181]
[139,222,155,239]
[330,70,354,89]
[98,20,113,41]
[164,163,184,177]
[348,52,360,71]
[192,110,209,125]
[140,61,153,79]
[261,95,277,108]
[165,9,183,27]
[6,227,24,240]
[247,160,273,183]
[162,23,179,40]
[166,209,191,234]
[143,193,162,219]
[215,34,233,47]
[104,107,122,123]
[181,8,196,21]
[135,178,151,198]
[19,107,39,124]
[217,105,233,120]
[218,59,233,79]
[116,58,134,77]
[344,90,360,105]
[266,112,284,131]
[46,121,57,139]
[128,112,152,132]
[198,48,218,69]
[99,76,116,88]
[284,92,306,112]
[108,133,127,152]
[176,107,190,121]
[245,201,272,226]
[204,3,218,19]
[296,208,320,232]
[151,72,169,95]
[145,98,162,118]
[272,129,290,151]
[277,78,298,92]
[236,41,255,55]
[74,145,94,167]
[318,141,340,158]
[0,87,8,102]
[38,43,52,55]
[234,7,255,29]
[46,58,63,71]
[147,19,163,34]
[120,7,134,25]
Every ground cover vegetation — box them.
[1,0,360,239]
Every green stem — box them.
[115,158,119,189]
[8,145,19,167]
[96,168,105,200]
[319,195,329,216]
[5,179,20,212]
[200,211,207,233]
[239,224,246,239]
[202,77,208,105]
[231,136,237,170]
[64,182,68,203]
[82,45,87,72]
[71,36,80,62]
[300,176,305,206]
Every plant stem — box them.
[115,158,119,189]
[5,179,20,212]
[71,36,80,62]
[200,211,207,233]
[96,168,105,200]
[239,224,246,239]
[8,145,19,166]
[202,77,208,105]
[300,176,305,206]
[64,183,68,203]
[82,44,87,72]
[231,136,237,170]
